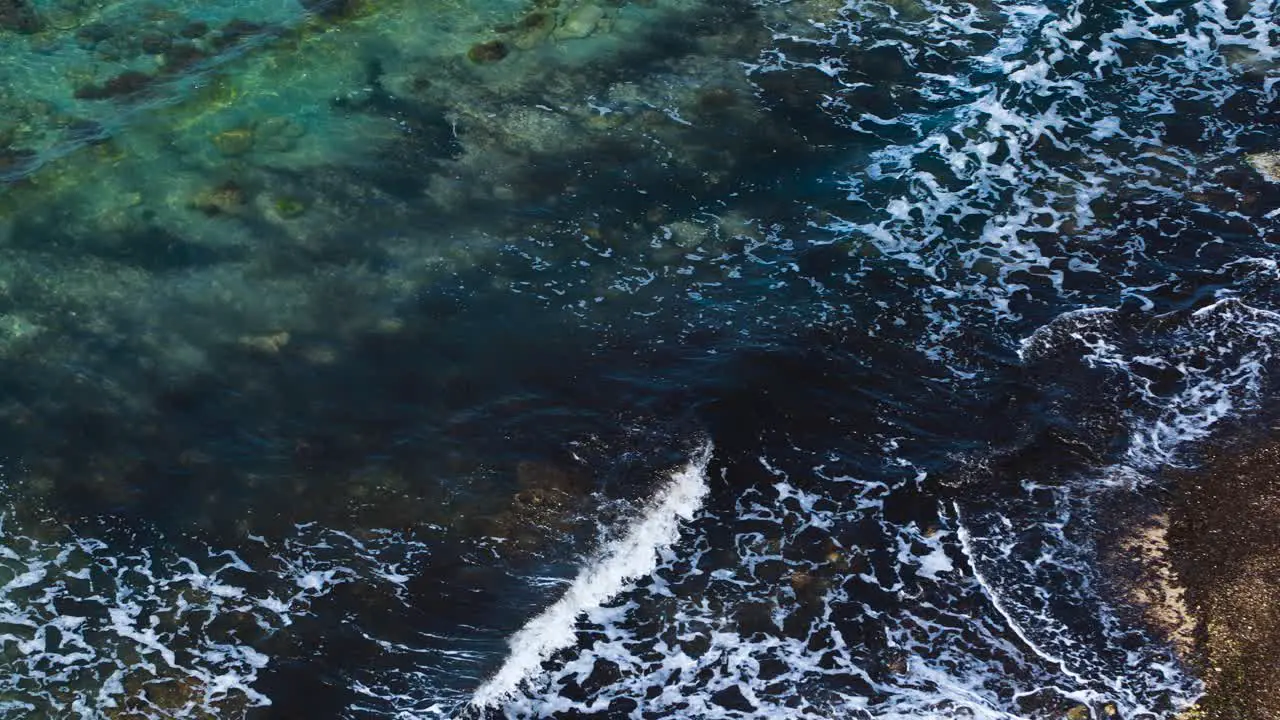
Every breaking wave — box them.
[470,443,713,710]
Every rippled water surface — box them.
[0,0,1278,716]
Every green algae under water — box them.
[0,0,803,476]
[0,0,808,378]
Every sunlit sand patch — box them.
[1097,508,1196,660]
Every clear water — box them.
[0,0,1277,716]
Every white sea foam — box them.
[1020,295,1280,479]
[0,509,440,718]
[486,446,1152,719]
[757,0,1271,366]
[945,290,1280,720]
[954,504,1090,686]
[468,443,714,709]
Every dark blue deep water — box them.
[0,0,1277,717]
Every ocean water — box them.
[0,0,1277,716]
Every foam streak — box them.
[468,443,714,710]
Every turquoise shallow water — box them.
[0,0,1278,717]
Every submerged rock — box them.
[271,195,307,218]
[467,39,509,64]
[191,180,249,215]
[1246,151,1280,183]
[162,43,208,74]
[139,31,172,55]
[179,20,209,39]
[75,22,112,47]
[298,0,364,20]
[517,458,591,495]
[693,86,741,117]
[664,219,710,248]
[510,11,555,50]
[210,18,271,51]
[254,116,305,152]
[554,3,604,40]
[111,664,251,718]
[212,127,255,156]
[473,459,593,556]
[73,71,155,100]
[239,331,291,354]
[0,147,36,177]
[0,0,39,34]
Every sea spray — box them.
[468,442,714,709]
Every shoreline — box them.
[1164,435,1280,720]
[1101,425,1280,720]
